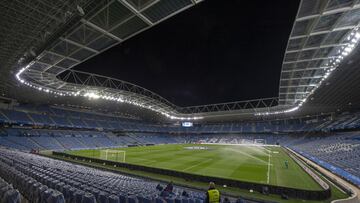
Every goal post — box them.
[99,149,126,162]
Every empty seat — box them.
[35,185,48,203]
[91,188,100,200]
[82,192,97,203]
[0,185,12,197]
[2,189,21,203]
[98,191,109,203]
[119,194,127,203]
[182,198,189,203]
[47,190,65,203]
[73,190,85,203]
[128,196,138,203]
[30,182,41,201]
[156,198,166,203]
[194,199,202,203]
[165,197,175,203]
[61,185,71,200]
[108,194,120,203]
[41,189,54,203]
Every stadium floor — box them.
[68,144,321,190]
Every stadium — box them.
[0,0,360,203]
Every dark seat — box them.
[47,190,65,203]
[30,182,41,201]
[182,198,189,203]
[175,198,182,203]
[98,191,109,203]
[108,194,120,203]
[35,185,48,203]
[165,197,175,203]
[41,189,54,203]
[81,192,97,203]
[156,197,166,203]
[119,194,127,203]
[73,190,85,203]
[128,196,137,203]
[2,189,21,203]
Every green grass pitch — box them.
[67,144,322,190]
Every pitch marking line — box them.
[182,158,213,172]
[267,150,271,184]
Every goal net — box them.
[99,149,126,162]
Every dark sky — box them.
[75,0,300,107]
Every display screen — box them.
[182,122,193,127]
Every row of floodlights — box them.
[255,29,360,116]
[16,29,360,118]
[15,64,203,120]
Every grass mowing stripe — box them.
[68,144,322,190]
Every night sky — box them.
[75,0,300,107]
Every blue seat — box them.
[0,184,11,197]
[26,179,36,195]
[56,182,65,191]
[194,199,202,203]
[235,199,245,203]
[47,190,65,203]
[128,196,137,203]
[51,180,60,189]
[165,197,175,203]
[175,198,182,203]
[98,191,109,203]
[142,197,152,203]
[35,185,48,203]
[2,189,21,203]
[73,190,85,203]
[30,182,41,201]
[156,197,166,203]
[68,188,77,203]
[119,194,127,203]
[91,188,100,199]
[41,189,54,203]
[137,196,144,203]
[81,192,96,203]
[182,198,189,203]
[61,185,71,200]
[108,194,120,203]
[188,199,195,203]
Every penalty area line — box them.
[182,158,212,172]
[266,150,271,184]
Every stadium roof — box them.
[1,0,360,121]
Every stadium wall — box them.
[53,151,331,200]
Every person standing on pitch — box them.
[285,160,289,169]
[205,182,221,203]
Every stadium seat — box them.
[73,190,85,203]
[41,189,54,203]
[128,196,138,203]
[165,197,175,203]
[108,194,120,203]
[2,189,21,203]
[175,198,182,203]
[47,190,65,203]
[98,191,109,203]
[82,192,97,203]
[119,194,127,203]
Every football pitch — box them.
[67,144,321,190]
